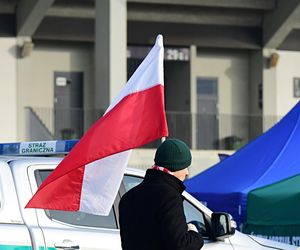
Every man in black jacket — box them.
[119,138,204,250]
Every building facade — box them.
[1,0,300,174]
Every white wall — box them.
[17,42,94,140]
[276,50,300,116]
[191,48,250,144]
[0,38,17,142]
[23,42,93,109]
[262,50,300,130]
[129,148,229,177]
[193,49,249,115]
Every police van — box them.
[0,140,298,250]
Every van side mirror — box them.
[211,212,236,240]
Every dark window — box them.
[197,78,218,96]
[196,77,219,149]
[183,200,208,237]
[35,170,117,229]
[294,78,300,97]
[258,83,263,109]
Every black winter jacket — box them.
[119,169,204,250]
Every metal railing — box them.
[32,107,55,136]
[26,107,104,141]
[27,107,281,150]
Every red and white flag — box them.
[26,34,168,215]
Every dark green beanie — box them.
[154,138,191,172]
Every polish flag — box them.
[26,34,168,215]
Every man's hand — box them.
[187,223,199,233]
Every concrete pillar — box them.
[249,50,263,139]
[262,49,278,131]
[190,45,197,149]
[0,38,17,142]
[95,0,127,111]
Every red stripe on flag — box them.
[26,84,168,210]
[28,166,85,210]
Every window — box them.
[122,175,143,192]
[183,200,208,237]
[294,78,300,97]
[197,78,218,96]
[258,83,263,109]
[35,170,117,229]
[196,77,219,149]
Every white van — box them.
[0,141,298,250]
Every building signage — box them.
[20,141,56,154]
[128,46,190,61]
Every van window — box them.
[123,175,143,192]
[35,170,117,229]
[183,200,208,237]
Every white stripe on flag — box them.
[80,150,131,215]
[106,35,164,114]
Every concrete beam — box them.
[293,22,300,29]
[263,0,300,48]
[34,17,94,42]
[35,18,261,50]
[278,29,300,51]
[128,4,261,27]
[128,0,275,10]
[128,21,261,49]
[47,6,95,19]
[46,0,95,19]
[0,2,16,14]
[47,4,261,28]
[17,0,55,36]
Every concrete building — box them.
[1,0,300,175]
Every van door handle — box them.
[54,239,80,250]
